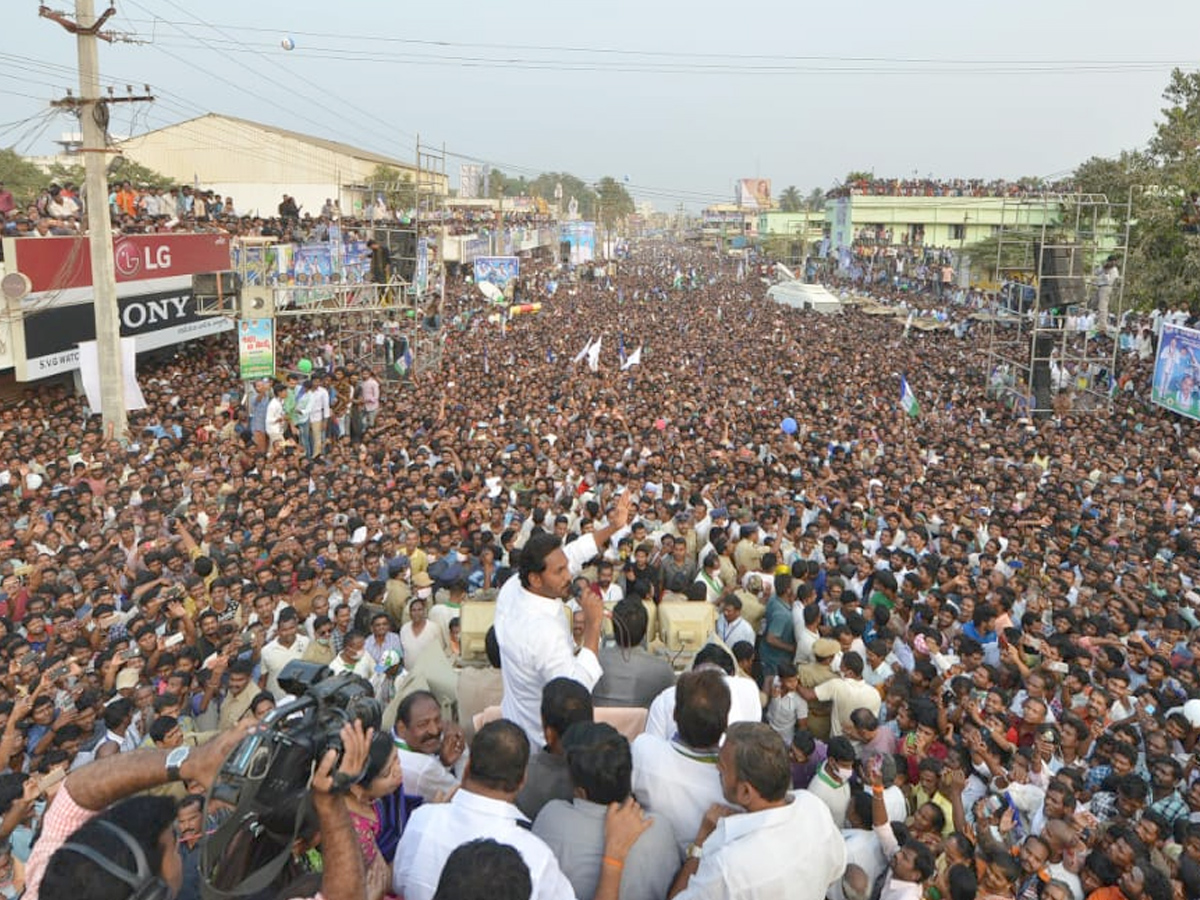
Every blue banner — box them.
[416,237,429,293]
[1152,323,1200,421]
[560,222,596,265]
[474,256,520,289]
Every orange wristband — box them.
[603,856,625,869]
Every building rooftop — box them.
[123,113,416,171]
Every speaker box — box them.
[1034,243,1085,309]
[372,228,418,282]
[192,271,241,297]
[240,287,273,319]
[1031,332,1056,412]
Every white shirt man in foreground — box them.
[669,721,847,900]
[393,717,650,900]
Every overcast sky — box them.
[3,0,1198,209]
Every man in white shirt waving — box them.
[493,490,632,747]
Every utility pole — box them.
[44,1,152,439]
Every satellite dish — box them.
[1,272,31,302]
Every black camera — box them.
[200,661,380,898]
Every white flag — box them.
[572,337,593,364]
[587,335,602,372]
[620,345,643,371]
[78,338,146,415]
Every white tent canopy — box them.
[766,281,843,315]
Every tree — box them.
[46,161,86,187]
[529,172,597,218]
[806,188,826,212]
[0,148,51,206]
[1069,68,1200,309]
[106,157,173,190]
[483,168,528,200]
[844,170,873,185]
[594,176,634,231]
[778,185,803,213]
[367,164,416,210]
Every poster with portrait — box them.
[239,318,276,380]
[1151,323,1200,421]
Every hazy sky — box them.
[3,0,1198,209]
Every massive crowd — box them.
[0,238,1199,900]
[826,177,1079,200]
[0,179,557,247]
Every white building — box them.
[116,113,442,218]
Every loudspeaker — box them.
[1035,243,1085,309]
[372,228,418,282]
[1031,332,1056,413]
[192,271,241,297]
[240,286,273,319]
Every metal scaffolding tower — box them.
[984,192,1132,417]
[194,137,449,380]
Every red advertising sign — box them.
[6,233,231,293]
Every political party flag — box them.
[620,345,643,371]
[587,336,602,372]
[394,344,413,376]
[900,375,920,418]
[572,337,593,364]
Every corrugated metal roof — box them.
[125,113,418,172]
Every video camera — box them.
[200,661,380,899]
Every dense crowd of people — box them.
[0,179,558,248]
[0,238,1198,900]
[826,177,1079,200]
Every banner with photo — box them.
[473,256,520,290]
[736,178,772,211]
[238,319,276,380]
[416,237,430,293]
[1151,322,1200,421]
[459,163,483,199]
[560,222,596,265]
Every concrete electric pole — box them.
[43,1,152,438]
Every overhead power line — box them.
[114,18,1194,67]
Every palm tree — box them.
[778,185,803,212]
[806,188,826,212]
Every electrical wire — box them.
[120,0,418,160]
[112,19,1194,68]
[151,0,421,147]
[138,40,1183,76]
[6,17,1096,211]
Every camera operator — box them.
[24,718,372,900]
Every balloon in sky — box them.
[781,417,798,434]
[281,36,296,51]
